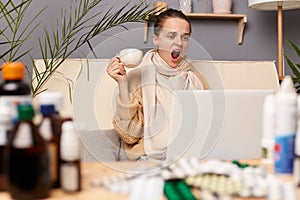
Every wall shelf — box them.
[143,13,247,45]
[185,13,247,45]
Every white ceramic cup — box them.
[118,48,143,68]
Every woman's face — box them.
[153,17,190,68]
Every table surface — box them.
[0,160,296,200]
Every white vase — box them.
[179,0,192,14]
[212,0,232,14]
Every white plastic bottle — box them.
[261,94,275,163]
[60,120,81,192]
[274,76,297,174]
[293,96,300,185]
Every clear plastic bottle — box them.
[0,62,31,124]
[261,94,275,164]
[7,103,50,199]
[0,105,12,191]
[60,120,81,192]
[274,76,297,174]
[39,104,60,188]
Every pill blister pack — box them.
[162,158,298,199]
[92,158,298,199]
[159,158,268,198]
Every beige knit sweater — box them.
[112,63,208,160]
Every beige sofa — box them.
[33,59,280,161]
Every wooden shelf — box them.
[185,13,247,45]
[143,13,247,44]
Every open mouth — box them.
[171,50,180,59]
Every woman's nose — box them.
[174,36,183,46]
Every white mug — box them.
[118,48,143,68]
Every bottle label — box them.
[61,163,79,191]
[274,134,295,174]
[262,147,267,159]
[0,95,31,123]
[13,123,33,148]
[39,118,52,141]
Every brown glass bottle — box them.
[39,104,60,188]
[7,104,50,199]
[0,105,12,191]
[0,62,31,124]
[38,92,69,188]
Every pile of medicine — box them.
[94,158,297,200]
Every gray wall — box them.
[2,0,300,76]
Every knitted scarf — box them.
[140,49,204,159]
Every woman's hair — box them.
[154,8,191,36]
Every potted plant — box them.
[0,0,158,97]
[285,40,300,93]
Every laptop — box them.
[166,90,273,161]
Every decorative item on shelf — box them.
[248,0,300,80]
[179,0,192,13]
[212,0,233,14]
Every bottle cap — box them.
[276,76,297,104]
[60,121,81,161]
[40,104,56,116]
[18,104,35,121]
[1,62,25,80]
[275,76,297,134]
[38,92,63,112]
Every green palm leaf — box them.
[286,39,300,93]
[0,0,45,62]
[31,0,158,97]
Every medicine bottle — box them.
[0,105,11,191]
[261,94,275,164]
[39,104,60,188]
[38,92,66,140]
[60,120,81,192]
[274,76,297,174]
[294,96,300,186]
[7,104,50,199]
[0,62,31,124]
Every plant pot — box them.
[212,0,232,14]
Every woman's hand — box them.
[106,57,127,83]
[106,57,129,104]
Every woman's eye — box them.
[167,35,176,40]
[182,35,190,41]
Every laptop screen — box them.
[166,90,273,162]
